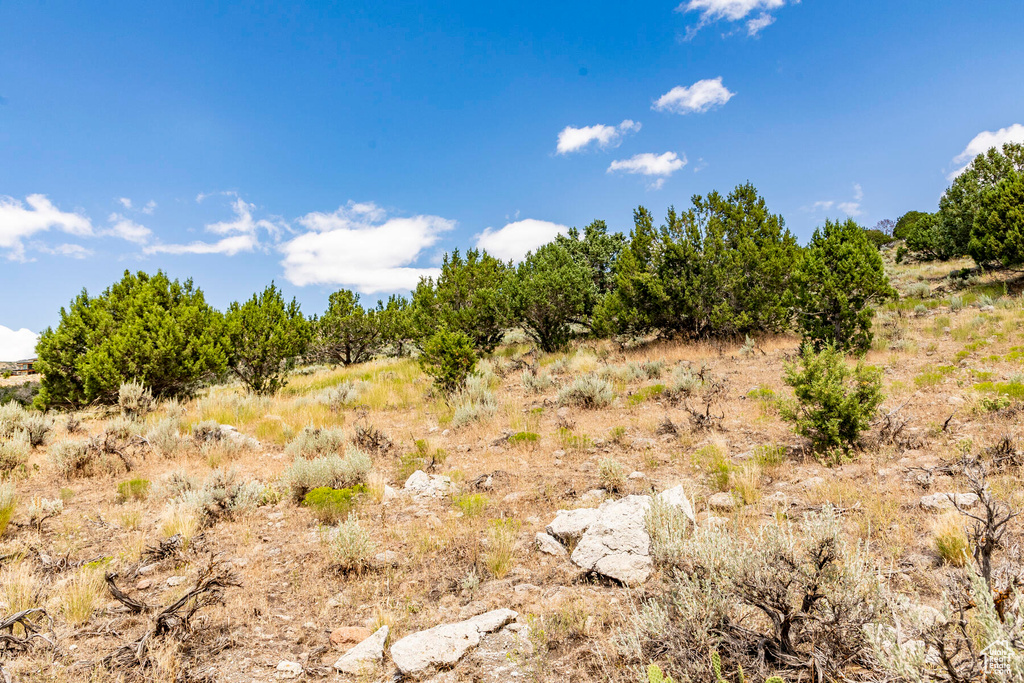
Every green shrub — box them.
[303,485,367,524]
[557,375,615,408]
[453,492,489,517]
[0,483,16,537]
[647,664,677,683]
[627,384,666,407]
[419,328,478,396]
[791,218,897,352]
[508,431,540,444]
[116,478,151,503]
[781,344,884,457]
[147,417,183,455]
[35,270,228,407]
[282,449,371,501]
[224,283,311,394]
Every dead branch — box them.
[0,608,52,654]
[105,573,150,614]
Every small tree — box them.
[225,283,310,394]
[410,249,511,352]
[968,169,1024,268]
[418,328,477,396]
[313,289,382,365]
[781,344,884,458]
[791,218,896,352]
[510,242,593,352]
[35,270,228,407]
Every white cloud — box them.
[0,194,93,261]
[118,197,133,210]
[838,202,862,217]
[146,194,282,256]
[949,123,1024,179]
[853,183,864,201]
[475,219,570,262]
[678,0,793,38]
[279,201,455,292]
[145,234,259,257]
[0,325,38,362]
[35,243,94,259]
[556,120,641,155]
[105,213,152,244]
[608,152,687,189]
[810,200,834,211]
[746,12,775,35]
[653,78,735,114]
[142,200,157,215]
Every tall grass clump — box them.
[285,426,347,458]
[118,381,154,420]
[322,513,375,571]
[0,483,16,537]
[0,439,30,480]
[282,449,372,501]
[449,374,498,428]
[485,518,520,579]
[558,375,615,409]
[20,413,53,448]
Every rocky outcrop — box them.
[389,609,518,676]
[404,470,454,498]
[333,626,389,675]
[545,486,695,585]
[920,492,979,512]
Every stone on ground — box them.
[389,608,518,675]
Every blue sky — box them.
[2,0,1023,359]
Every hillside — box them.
[0,256,1022,682]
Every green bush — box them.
[509,241,594,352]
[419,328,477,396]
[116,478,151,503]
[35,270,228,408]
[285,426,346,458]
[791,218,896,352]
[781,344,884,457]
[302,484,367,524]
[453,492,489,517]
[224,283,311,394]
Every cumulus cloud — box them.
[678,0,795,39]
[811,200,834,211]
[853,183,864,201]
[279,201,455,292]
[653,78,735,114]
[0,325,38,362]
[556,120,641,155]
[949,123,1024,179]
[608,152,687,189]
[0,194,93,261]
[475,219,569,262]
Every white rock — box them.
[707,492,737,512]
[404,470,453,498]
[389,609,518,675]
[570,495,653,585]
[920,492,979,512]
[656,485,696,524]
[382,485,397,503]
[333,626,389,675]
[275,660,302,678]
[628,471,646,480]
[535,532,567,557]
[546,508,600,544]
[166,575,187,587]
